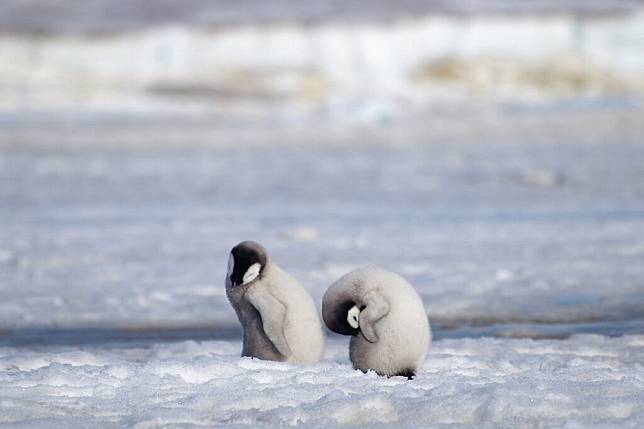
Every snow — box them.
[1,335,642,427]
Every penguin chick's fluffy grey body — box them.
[322,267,431,378]
[225,241,324,364]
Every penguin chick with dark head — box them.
[225,241,325,364]
[322,267,431,379]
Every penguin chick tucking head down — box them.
[322,267,431,379]
[225,241,325,364]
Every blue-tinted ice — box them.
[1,108,643,343]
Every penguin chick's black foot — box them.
[395,369,416,380]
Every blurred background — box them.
[1,0,644,345]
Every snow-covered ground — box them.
[1,102,644,425]
[1,335,643,427]
[2,2,644,427]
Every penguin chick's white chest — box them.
[323,267,431,378]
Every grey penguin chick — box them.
[225,241,325,364]
[322,267,431,378]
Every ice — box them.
[1,109,643,332]
[0,335,642,427]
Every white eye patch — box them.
[347,305,361,329]
[242,262,262,284]
[227,253,234,278]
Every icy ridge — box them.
[1,11,644,112]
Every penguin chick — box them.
[225,240,325,364]
[322,267,431,378]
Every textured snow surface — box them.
[1,335,643,428]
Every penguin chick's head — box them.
[228,241,268,287]
[322,297,362,336]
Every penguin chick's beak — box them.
[347,305,361,329]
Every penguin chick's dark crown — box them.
[230,241,268,286]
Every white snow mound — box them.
[1,335,642,428]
